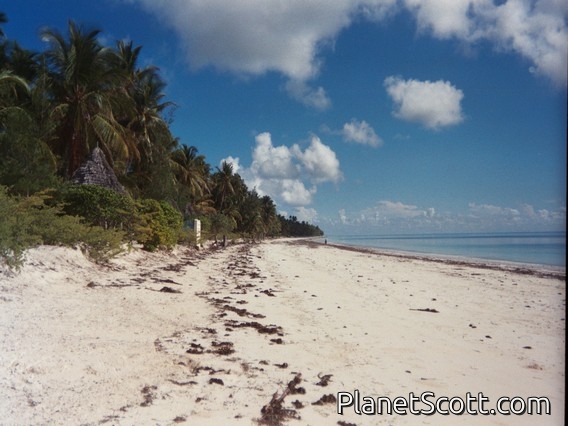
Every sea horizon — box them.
[321,231,566,268]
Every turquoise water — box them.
[324,232,566,267]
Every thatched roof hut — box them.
[71,147,127,194]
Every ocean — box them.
[323,231,566,268]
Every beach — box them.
[0,239,565,425]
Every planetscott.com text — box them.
[337,390,551,416]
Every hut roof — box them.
[71,147,127,194]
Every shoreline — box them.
[308,239,566,280]
[1,240,565,424]
[316,232,566,272]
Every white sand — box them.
[0,239,565,425]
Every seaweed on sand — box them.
[224,320,283,335]
[259,374,303,425]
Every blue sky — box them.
[3,0,567,235]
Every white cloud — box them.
[374,200,433,218]
[330,200,566,233]
[296,135,343,184]
[520,203,537,218]
[384,76,464,129]
[280,179,315,206]
[538,209,550,220]
[233,132,342,209]
[402,0,568,86]
[295,207,319,223]
[342,119,383,147]
[357,0,400,21]
[132,0,356,80]
[338,208,348,224]
[486,0,568,85]
[425,207,436,218]
[468,202,520,218]
[332,200,439,231]
[465,202,566,228]
[251,133,298,179]
[404,0,478,38]
[285,80,332,111]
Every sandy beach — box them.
[0,239,565,425]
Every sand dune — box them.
[1,239,565,425]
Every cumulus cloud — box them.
[464,202,566,229]
[230,132,342,208]
[488,0,568,85]
[251,133,298,179]
[384,76,465,129]
[127,0,567,94]
[331,200,565,233]
[295,207,319,223]
[332,200,439,230]
[342,119,383,147]
[338,208,348,224]
[404,0,479,39]
[402,0,568,86]
[468,202,520,218]
[295,135,343,184]
[131,0,356,80]
[285,80,332,111]
[280,179,316,206]
[374,200,435,218]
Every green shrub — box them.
[1,183,186,269]
[0,186,40,269]
[0,186,124,269]
[78,226,125,262]
[62,184,137,232]
[61,185,184,250]
[24,196,125,262]
[159,200,183,231]
[136,199,182,251]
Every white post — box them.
[194,219,201,247]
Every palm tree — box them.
[3,42,37,81]
[0,70,29,107]
[212,161,236,212]
[171,144,210,217]
[260,195,280,237]
[0,72,57,194]
[116,40,173,161]
[171,145,210,199]
[41,21,134,177]
[238,189,263,239]
[113,40,183,198]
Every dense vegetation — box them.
[0,15,323,268]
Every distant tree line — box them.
[0,15,323,268]
[278,215,324,237]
